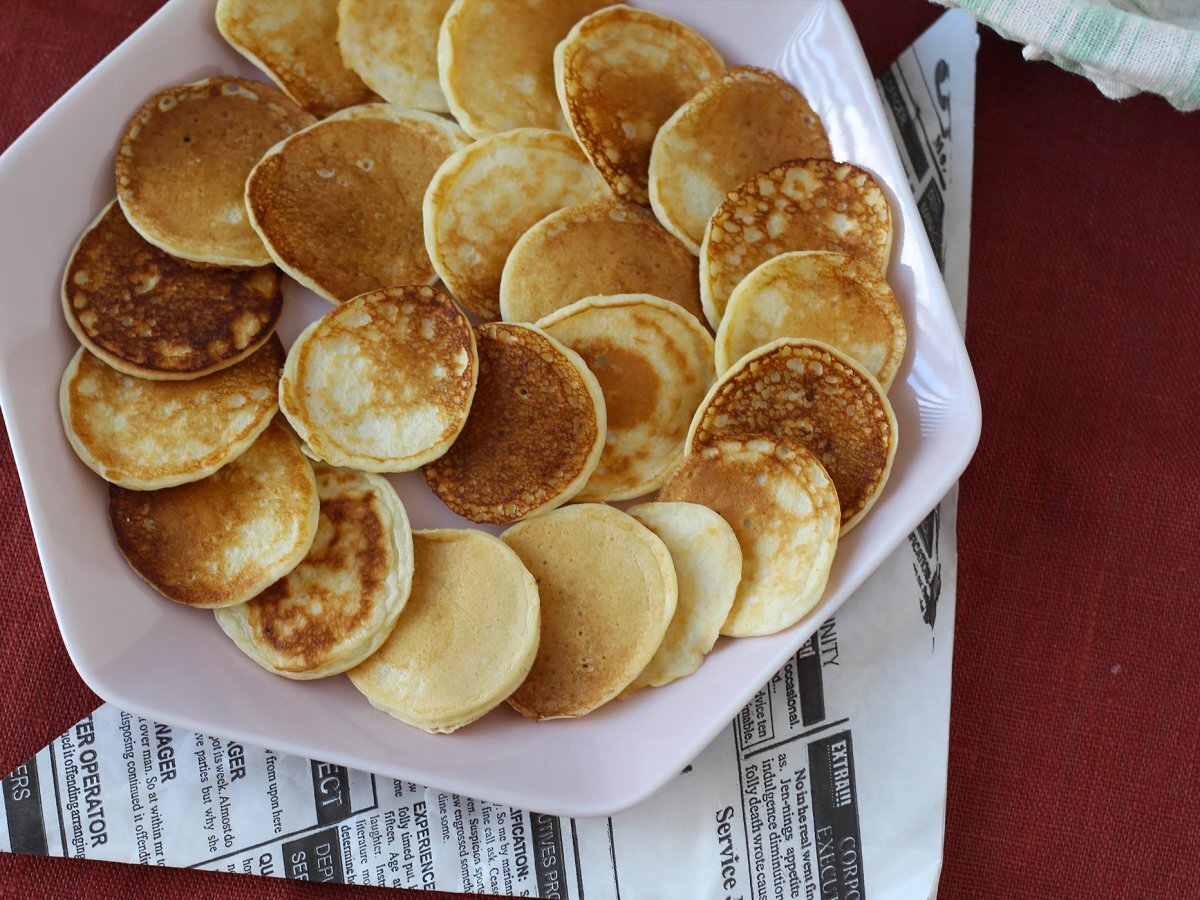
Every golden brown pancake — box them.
[348,529,540,733]
[715,251,907,390]
[115,77,315,267]
[649,66,832,254]
[423,322,605,524]
[215,463,414,679]
[660,434,840,636]
[438,0,617,138]
[62,200,283,380]
[700,158,893,328]
[60,337,284,490]
[337,0,453,112]
[109,421,318,608]
[216,0,377,117]
[245,104,470,303]
[499,198,702,323]
[501,504,676,719]
[423,128,610,320]
[279,285,477,472]
[536,294,714,501]
[624,501,741,689]
[555,5,724,204]
[687,339,898,533]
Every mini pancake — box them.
[215,463,414,680]
[279,285,477,472]
[701,159,893,328]
[423,128,610,320]
[499,198,702,324]
[109,421,318,608]
[116,77,314,267]
[624,502,741,689]
[501,504,676,720]
[216,0,377,117]
[62,200,284,380]
[60,337,284,491]
[245,104,470,304]
[688,339,898,534]
[537,294,714,501]
[348,529,540,733]
[659,434,839,636]
[649,66,832,254]
[423,322,605,524]
[438,0,616,138]
[715,251,907,390]
[337,0,453,112]
[555,6,724,204]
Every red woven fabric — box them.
[2,1,1198,897]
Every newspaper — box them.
[1,12,977,898]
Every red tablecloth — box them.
[2,1,1198,897]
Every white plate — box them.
[0,0,980,817]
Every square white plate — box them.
[0,0,980,817]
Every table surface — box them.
[2,1,1198,897]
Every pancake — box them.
[700,158,893,328]
[216,0,377,117]
[60,337,284,491]
[536,294,714,501]
[688,339,898,534]
[715,251,907,390]
[62,200,284,380]
[348,529,540,733]
[337,0,453,112]
[279,285,477,472]
[438,0,616,139]
[245,104,470,304]
[659,434,839,636]
[624,502,741,689]
[116,77,314,267]
[499,198,702,324]
[423,128,610,320]
[501,504,676,719]
[423,322,605,524]
[215,463,414,680]
[649,67,832,254]
[109,421,318,608]
[555,5,724,205]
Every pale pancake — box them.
[438,0,616,139]
[649,66,831,254]
[537,294,714,501]
[216,0,377,117]
[688,339,898,534]
[555,5,724,204]
[116,77,314,267]
[624,502,741,689]
[62,200,284,380]
[700,158,893,328]
[499,198,702,323]
[424,323,605,524]
[245,104,470,304]
[659,435,839,636]
[337,0,453,112]
[715,251,907,390]
[109,421,318,608]
[348,529,540,733]
[60,338,284,490]
[424,128,610,320]
[501,504,676,719]
[215,464,414,680]
[279,285,477,472]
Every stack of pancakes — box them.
[55,0,910,732]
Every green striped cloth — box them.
[935,0,1200,109]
